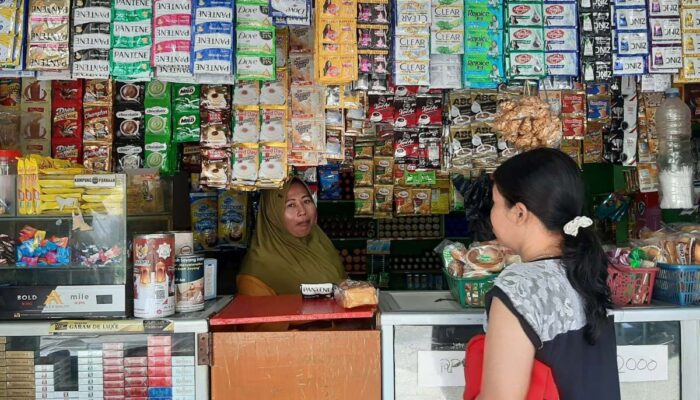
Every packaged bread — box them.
[466,244,506,273]
[334,279,378,308]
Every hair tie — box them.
[563,216,593,237]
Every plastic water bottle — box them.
[655,88,696,209]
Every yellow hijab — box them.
[239,178,346,294]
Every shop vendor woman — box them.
[238,178,346,295]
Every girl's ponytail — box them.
[562,226,612,345]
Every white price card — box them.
[617,345,669,382]
[417,351,465,387]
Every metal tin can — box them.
[175,254,205,312]
[132,233,175,318]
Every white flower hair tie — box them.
[563,216,593,237]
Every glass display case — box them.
[0,174,128,319]
[0,296,229,400]
[379,291,700,400]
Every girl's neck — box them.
[518,234,562,263]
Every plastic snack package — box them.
[334,279,378,308]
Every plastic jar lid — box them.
[0,150,21,160]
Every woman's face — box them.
[284,182,317,238]
[490,185,517,250]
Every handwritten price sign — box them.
[417,351,465,387]
[617,345,669,382]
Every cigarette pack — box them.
[173,385,195,396]
[6,358,34,366]
[5,351,34,359]
[125,367,147,377]
[77,350,103,358]
[12,366,33,374]
[7,380,34,388]
[78,357,102,365]
[124,357,147,367]
[147,357,172,367]
[79,384,103,392]
[148,387,173,397]
[78,378,103,386]
[103,373,124,381]
[77,364,103,372]
[124,376,148,387]
[171,356,194,366]
[171,366,195,378]
[147,346,171,357]
[147,336,171,347]
[147,366,172,377]
[103,365,124,374]
[103,350,124,359]
[78,371,101,379]
[103,380,124,389]
[103,358,124,366]
[7,374,35,382]
[104,387,124,396]
[125,386,148,396]
[102,343,124,351]
[149,376,172,387]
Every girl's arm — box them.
[478,297,536,400]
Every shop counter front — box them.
[379,291,700,400]
[0,296,231,400]
[209,294,381,400]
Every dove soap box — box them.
[236,27,275,56]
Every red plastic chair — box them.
[464,334,560,400]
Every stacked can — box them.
[148,335,173,399]
[36,356,72,399]
[6,350,36,399]
[172,353,196,400]
[124,353,148,398]
[103,342,125,400]
[175,254,206,312]
[133,233,176,319]
[78,348,104,398]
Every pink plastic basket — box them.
[607,263,658,306]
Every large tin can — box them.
[132,233,175,318]
[175,254,205,312]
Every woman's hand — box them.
[478,297,535,400]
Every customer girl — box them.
[479,148,620,399]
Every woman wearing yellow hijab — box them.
[238,178,346,295]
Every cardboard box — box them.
[5,351,34,359]
[124,367,147,377]
[7,374,34,382]
[211,331,381,400]
[124,358,147,368]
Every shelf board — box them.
[347,271,368,276]
[0,264,124,271]
[0,212,170,222]
[390,269,442,274]
[377,237,443,241]
[318,200,355,203]
[331,237,373,241]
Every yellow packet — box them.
[0,34,15,65]
[39,193,81,202]
[374,184,393,219]
[354,187,374,216]
[17,158,27,215]
[39,179,75,188]
[353,159,374,186]
[318,0,357,19]
[317,56,357,84]
[81,194,125,203]
[28,158,39,215]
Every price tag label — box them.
[617,345,669,382]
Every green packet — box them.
[112,4,152,23]
[236,1,274,28]
[110,48,152,80]
[172,83,200,113]
[236,55,277,81]
[144,137,175,176]
[405,170,437,186]
[145,105,172,139]
[146,80,171,103]
[236,27,276,56]
[111,21,152,48]
[174,111,201,143]
[172,83,201,143]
